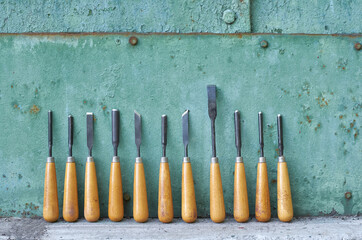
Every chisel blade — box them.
[207,85,217,121]
[48,110,53,157]
[234,110,241,157]
[134,111,142,157]
[87,113,94,156]
[182,110,189,148]
[112,109,120,156]
[277,114,283,156]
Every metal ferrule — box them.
[47,157,54,163]
[183,157,190,163]
[135,157,143,163]
[235,156,243,163]
[161,157,168,163]
[211,157,219,163]
[278,156,285,162]
[112,156,120,163]
[259,157,266,163]
[87,156,94,163]
[67,157,75,163]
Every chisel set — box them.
[43,85,293,224]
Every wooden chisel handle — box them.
[63,158,78,222]
[234,158,249,222]
[108,157,124,222]
[277,157,293,222]
[255,158,271,222]
[210,158,225,223]
[158,158,173,223]
[182,158,197,223]
[133,158,149,222]
[43,158,59,222]
[84,158,100,222]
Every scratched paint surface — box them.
[0,34,360,218]
[0,0,250,33]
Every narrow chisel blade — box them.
[87,113,94,156]
[134,111,142,149]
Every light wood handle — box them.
[277,161,293,222]
[210,162,225,223]
[158,161,173,223]
[63,162,78,222]
[182,162,197,223]
[255,162,271,222]
[133,162,149,222]
[108,162,124,222]
[84,161,100,222]
[43,162,59,222]
[234,162,249,222]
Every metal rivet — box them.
[129,36,138,46]
[222,9,236,24]
[354,42,361,51]
[345,192,352,199]
[260,40,268,48]
[123,193,131,201]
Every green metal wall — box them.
[0,0,361,218]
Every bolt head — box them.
[260,40,268,48]
[222,9,236,24]
[345,192,352,199]
[354,42,361,51]
[129,36,138,46]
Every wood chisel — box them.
[233,110,249,222]
[133,111,149,222]
[63,115,79,222]
[43,110,59,222]
[84,112,100,222]
[158,115,174,223]
[255,112,271,222]
[181,110,197,223]
[277,114,293,222]
[108,109,124,221]
[207,85,225,223]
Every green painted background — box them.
[0,0,361,219]
[0,34,360,218]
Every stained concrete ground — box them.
[0,216,361,240]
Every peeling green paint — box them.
[0,34,360,218]
[251,0,362,34]
[0,0,250,33]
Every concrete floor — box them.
[0,216,361,240]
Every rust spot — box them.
[298,94,301,97]
[29,105,40,114]
[11,85,13,88]
[350,123,354,128]
[342,67,345,70]
[356,113,359,117]
[300,121,303,124]
[102,105,107,111]
[306,116,312,123]
[347,129,350,133]
[13,104,19,109]
[339,115,343,119]
[83,100,87,104]
[271,179,277,183]
[354,132,358,139]
[129,36,138,46]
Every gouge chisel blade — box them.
[68,115,73,157]
[112,109,120,156]
[86,113,94,156]
[161,115,167,157]
[234,110,241,157]
[207,85,217,157]
[134,111,141,157]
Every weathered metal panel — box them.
[0,34,360,218]
[251,0,362,34]
[0,0,250,33]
